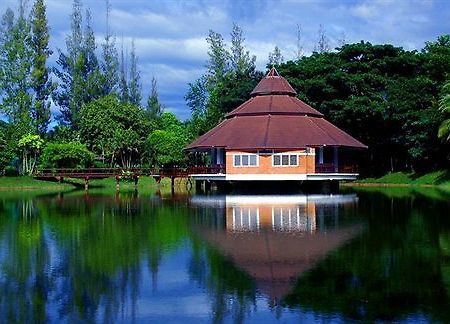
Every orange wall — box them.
[226,150,315,174]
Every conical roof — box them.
[250,67,297,96]
[186,69,367,150]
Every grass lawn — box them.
[0,175,184,192]
[352,170,450,187]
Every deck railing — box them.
[315,164,358,173]
[35,165,226,179]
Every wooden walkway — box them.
[33,166,224,189]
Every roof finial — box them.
[267,67,280,77]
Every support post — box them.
[195,180,202,193]
[84,177,89,191]
[204,180,211,192]
[333,146,339,172]
[115,176,120,190]
[134,175,139,187]
[319,146,324,164]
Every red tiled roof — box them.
[226,95,323,118]
[186,68,367,150]
[186,115,367,150]
[250,67,297,96]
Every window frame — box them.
[232,153,259,167]
[272,153,300,167]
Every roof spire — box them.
[267,67,280,77]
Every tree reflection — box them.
[0,190,450,322]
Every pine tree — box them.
[55,0,102,128]
[146,77,163,120]
[295,24,304,59]
[0,5,33,128]
[83,8,102,103]
[101,0,119,95]
[268,46,284,66]
[230,23,255,75]
[119,41,129,103]
[30,0,54,134]
[54,0,84,126]
[128,40,141,106]
[315,24,331,53]
[206,30,229,85]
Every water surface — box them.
[1,187,450,323]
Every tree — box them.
[128,40,141,106]
[277,39,449,174]
[100,0,119,96]
[146,76,163,120]
[54,0,83,126]
[54,0,103,128]
[186,25,261,135]
[41,141,94,168]
[82,9,103,103]
[0,7,33,127]
[119,42,129,103]
[295,24,304,59]
[18,134,44,175]
[206,30,229,85]
[315,24,330,53]
[145,112,188,166]
[30,0,54,134]
[268,46,284,66]
[438,80,450,142]
[0,122,11,173]
[230,23,255,75]
[78,95,151,168]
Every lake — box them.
[1,186,450,323]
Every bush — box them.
[4,166,19,177]
[41,142,94,169]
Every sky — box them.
[1,0,450,121]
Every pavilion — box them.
[186,68,367,183]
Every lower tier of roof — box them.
[186,115,367,150]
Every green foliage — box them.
[54,1,103,128]
[18,134,44,175]
[146,76,163,120]
[186,24,261,136]
[438,80,450,142]
[79,95,151,168]
[41,141,94,168]
[100,1,119,96]
[30,0,54,134]
[0,124,11,174]
[0,7,33,127]
[128,40,142,106]
[278,38,450,173]
[146,112,189,166]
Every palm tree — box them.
[438,81,450,142]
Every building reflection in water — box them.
[190,194,362,301]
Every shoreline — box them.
[341,182,440,188]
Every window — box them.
[273,155,281,166]
[272,207,314,232]
[232,207,259,231]
[233,154,258,167]
[272,153,299,166]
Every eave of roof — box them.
[186,115,367,151]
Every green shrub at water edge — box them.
[41,142,94,168]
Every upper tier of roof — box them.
[226,95,323,118]
[250,67,297,97]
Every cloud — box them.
[1,0,449,121]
